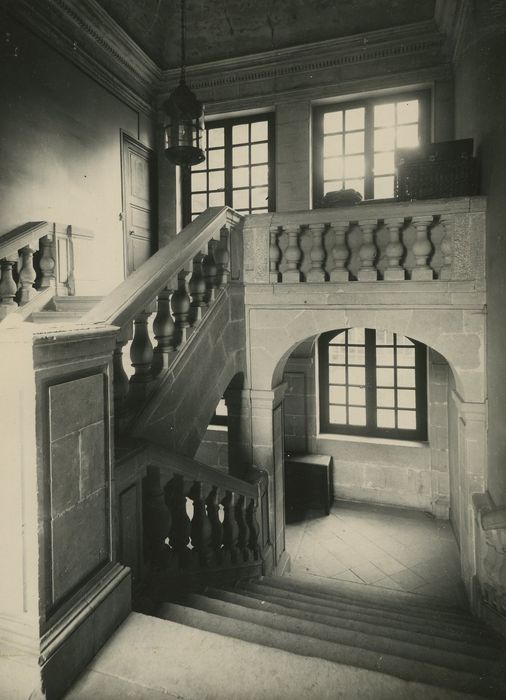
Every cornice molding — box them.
[3,0,162,115]
[160,20,445,93]
[435,0,472,63]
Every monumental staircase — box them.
[1,199,506,699]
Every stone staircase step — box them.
[203,586,502,660]
[50,295,103,312]
[30,310,83,323]
[234,582,497,646]
[66,612,481,700]
[179,591,503,677]
[159,602,502,698]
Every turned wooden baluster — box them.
[113,322,133,421]
[384,217,406,281]
[235,495,251,562]
[166,474,192,569]
[439,216,453,281]
[39,234,56,289]
[189,253,207,326]
[171,269,191,347]
[143,465,171,569]
[357,219,378,281]
[206,486,224,564]
[202,240,217,304]
[306,223,326,282]
[18,245,37,304]
[214,225,230,288]
[222,490,240,564]
[330,222,350,282]
[0,257,18,318]
[411,215,434,280]
[269,226,281,283]
[153,285,176,372]
[129,309,154,395]
[189,481,213,567]
[246,497,261,560]
[282,224,302,282]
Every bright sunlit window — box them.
[319,328,427,441]
[313,92,429,204]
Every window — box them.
[313,92,429,204]
[319,328,427,440]
[182,114,275,225]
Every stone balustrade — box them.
[81,207,242,433]
[244,197,486,286]
[116,443,269,587]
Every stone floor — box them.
[285,500,467,607]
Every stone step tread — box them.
[68,612,481,700]
[234,583,498,647]
[203,586,503,660]
[159,603,502,698]
[264,574,479,622]
[181,591,505,676]
[31,310,83,321]
[51,295,103,311]
[241,580,488,635]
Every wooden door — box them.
[121,133,157,276]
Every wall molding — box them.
[435,0,473,63]
[4,0,161,116]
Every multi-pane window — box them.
[319,328,427,440]
[313,92,429,204]
[182,114,275,225]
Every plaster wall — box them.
[453,6,506,505]
[0,14,155,293]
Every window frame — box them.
[312,90,431,207]
[182,112,276,226]
[319,328,428,441]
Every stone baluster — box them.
[330,222,350,282]
[282,224,302,282]
[202,240,217,304]
[189,481,213,567]
[214,225,230,288]
[166,474,192,569]
[411,215,434,280]
[246,498,261,560]
[171,269,192,347]
[222,490,240,564]
[153,285,176,372]
[357,219,378,281]
[189,253,207,326]
[143,465,171,569]
[235,495,251,562]
[39,234,56,289]
[113,322,133,421]
[439,216,453,281]
[269,226,281,283]
[384,218,406,281]
[206,486,224,564]
[0,257,18,318]
[18,245,37,304]
[306,223,326,282]
[129,309,154,395]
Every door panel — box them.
[121,133,157,276]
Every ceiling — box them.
[96,0,436,69]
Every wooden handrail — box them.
[82,207,242,328]
[0,221,49,260]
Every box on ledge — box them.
[395,138,479,201]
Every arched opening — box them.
[277,325,471,604]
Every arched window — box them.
[319,328,427,441]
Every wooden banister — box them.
[82,207,242,328]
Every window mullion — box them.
[224,124,233,208]
[365,329,376,430]
[364,101,374,200]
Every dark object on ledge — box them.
[321,188,363,207]
[395,138,479,201]
[284,453,333,517]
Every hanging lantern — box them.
[164,0,206,167]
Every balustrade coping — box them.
[82,207,242,329]
[116,440,259,499]
[249,196,486,229]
